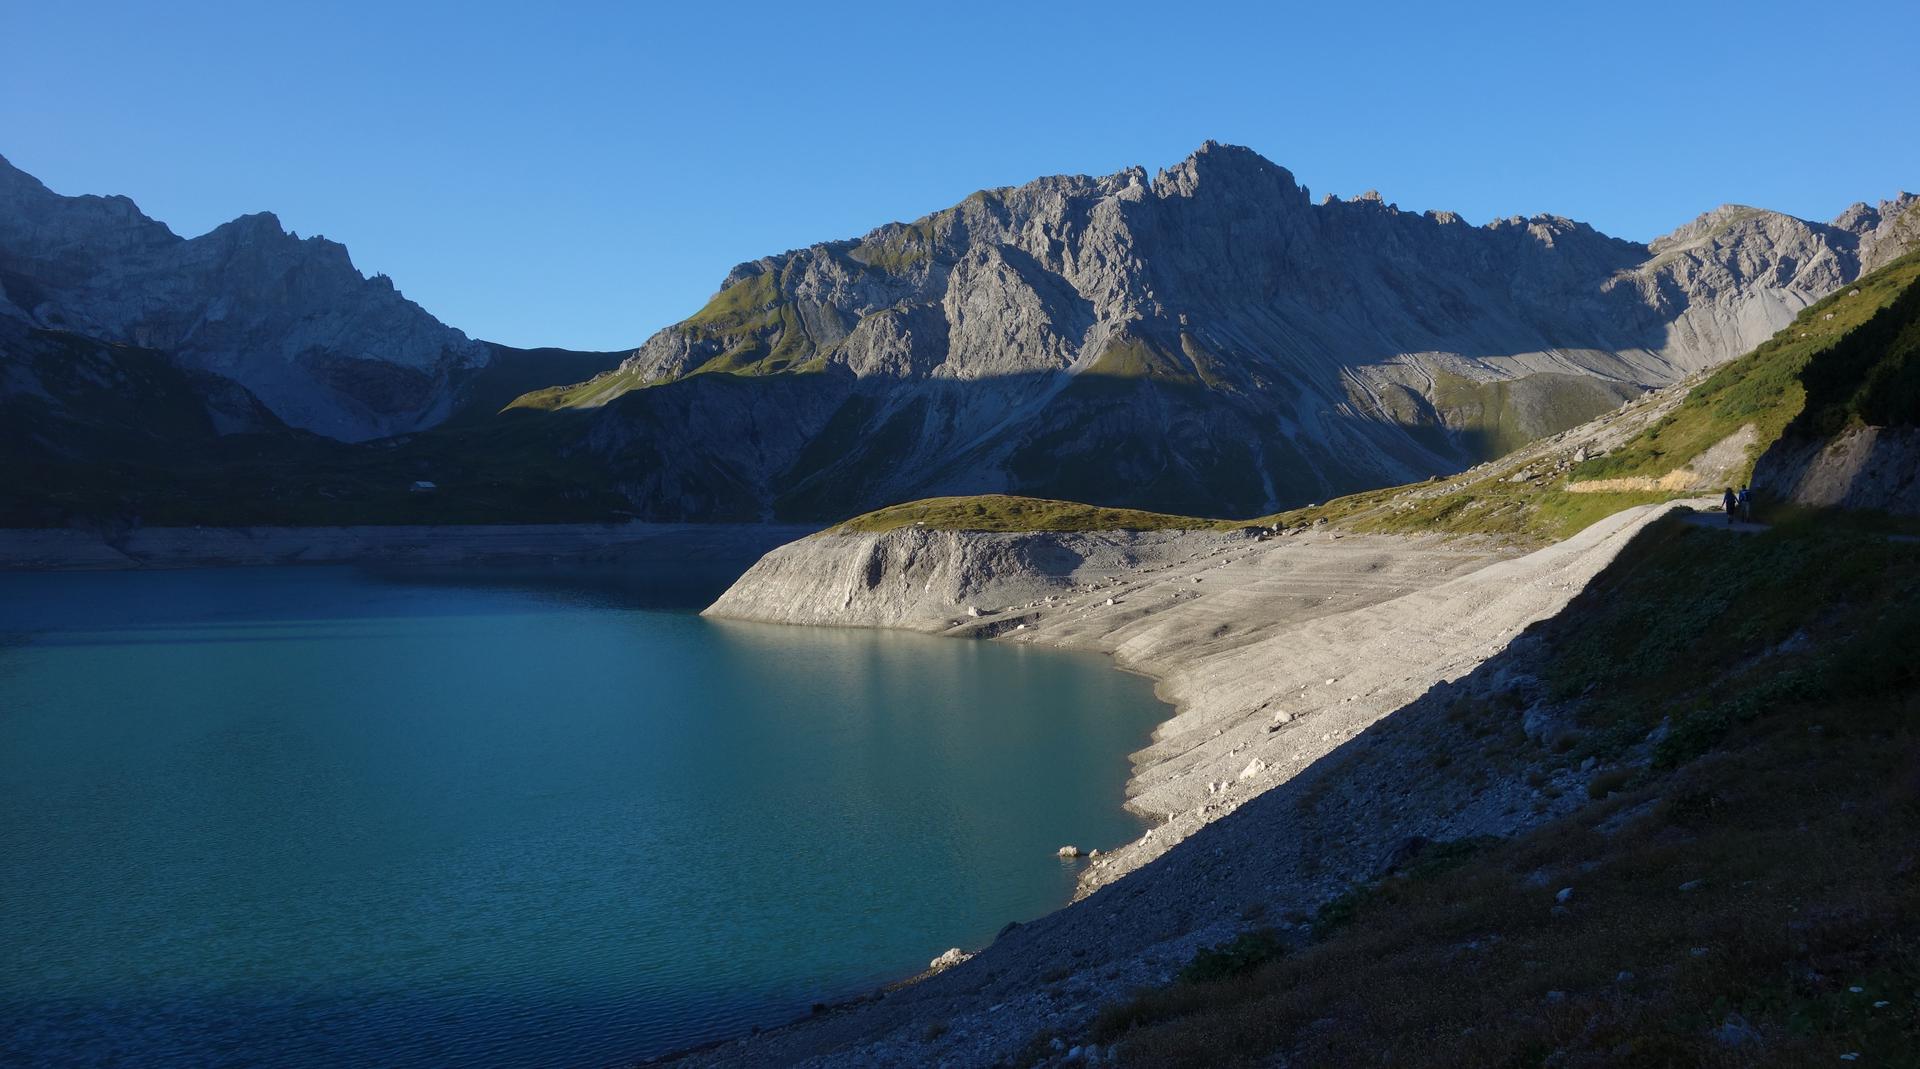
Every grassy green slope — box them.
[1575,250,1920,484]
[825,494,1233,535]
[441,343,628,426]
[506,271,830,412]
[1081,517,1920,1067]
[1228,250,1920,544]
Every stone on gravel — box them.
[1714,1013,1763,1048]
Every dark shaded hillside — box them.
[1080,516,1920,1067]
[0,320,627,527]
[444,343,629,428]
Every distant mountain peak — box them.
[0,157,489,440]
[1153,141,1308,204]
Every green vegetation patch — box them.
[850,214,947,273]
[505,365,650,411]
[445,346,626,424]
[1540,514,1919,764]
[1179,930,1286,985]
[1793,263,1920,433]
[682,270,783,331]
[825,494,1230,535]
[1575,250,1920,484]
[508,270,830,411]
[1084,336,1203,386]
[1257,478,1682,546]
[1430,371,1636,462]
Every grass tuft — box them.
[825,494,1234,535]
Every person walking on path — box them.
[1738,486,1753,522]
[1722,487,1738,525]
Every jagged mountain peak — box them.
[0,156,491,441]
[216,209,287,233]
[0,153,45,192]
[199,211,363,274]
[1644,203,1827,257]
[1832,192,1917,233]
[1152,141,1308,206]
[548,147,1920,523]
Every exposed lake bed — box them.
[0,562,1168,1067]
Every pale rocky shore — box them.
[0,521,814,571]
[683,487,1709,1066]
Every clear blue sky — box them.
[6,0,1916,351]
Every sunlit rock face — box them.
[575,143,1915,519]
[2,143,1910,519]
[0,154,489,441]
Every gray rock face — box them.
[5,143,1910,518]
[1836,192,1920,274]
[575,143,1917,519]
[1755,426,1920,515]
[0,154,490,441]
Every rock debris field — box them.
[686,495,1708,1067]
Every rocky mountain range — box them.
[0,154,618,443]
[1,144,1912,523]
[535,142,1917,518]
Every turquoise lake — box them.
[0,564,1168,1067]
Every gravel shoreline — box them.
[674,497,1703,1066]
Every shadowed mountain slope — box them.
[529,143,1915,521]
[0,155,623,441]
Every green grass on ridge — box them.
[826,494,1234,535]
[1574,250,1920,485]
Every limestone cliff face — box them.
[569,143,1913,520]
[0,154,490,441]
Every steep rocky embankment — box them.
[1750,259,1920,515]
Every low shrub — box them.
[1180,929,1285,984]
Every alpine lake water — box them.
[0,557,1168,1067]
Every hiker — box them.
[1722,487,1737,524]
[1738,485,1753,522]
